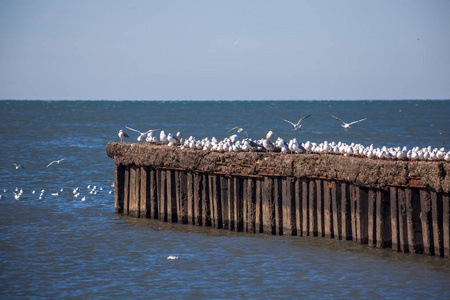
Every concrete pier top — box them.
[107,142,450,193]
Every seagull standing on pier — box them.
[283,114,311,131]
[46,158,66,168]
[331,115,367,132]
[118,129,129,142]
[266,131,274,141]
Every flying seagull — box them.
[229,127,248,138]
[283,114,311,131]
[46,158,66,168]
[331,115,367,132]
[125,126,160,143]
[12,163,25,170]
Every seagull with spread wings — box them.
[331,115,367,132]
[229,127,248,139]
[46,158,66,168]
[283,114,311,131]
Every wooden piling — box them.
[316,179,324,237]
[443,193,450,258]
[398,188,408,253]
[283,177,296,236]
[274,177,283,235]
[149,167,158,219]
[220,176,229,230]
[376,190,391,249]
[295,179,302,236]
[114,163,125,214]
[309,180,317,236]
[331,181,341,240]
[391,187,400,251]
[323,180,332,239]
[431,191,443,256]
[302,179,309,236]
[405,188,423,253]
[263,177,275,235]
[255,178,263,234]
[228,177,235,231]
[139,166,149,218]
[123,165,130,216]
[187,172,194,225]
[341,182,352,240]
[234,177,244,232]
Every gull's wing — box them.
[348,118,367,126]
[144,129,160,134]
[46,161,56,168]
[125,126,142,134]
[331,115,345,124]
[228,126,240,132]
[297,114,311,124]
[283,119,296,127]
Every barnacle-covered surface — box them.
[107,142,450,192]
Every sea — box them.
[1,100,450,299]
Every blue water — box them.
[1,100,450,299]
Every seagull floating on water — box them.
[118,129,129,143]
[46,158,66,168]
[331,115,367,132]
[283,114,311,131]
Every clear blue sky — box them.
[1,0,449,100]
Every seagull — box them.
[118,129,129,142]
[167,255,179,260]
[126,126,160,143]
[266,131,274,141]
[283,114,311,131]
[229,127,249,139]
[331,115,367,132]
[12,163,25,170]
[46,158,66,168]
[160,130,168,144]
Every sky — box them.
[1,0,449,100]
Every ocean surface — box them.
[1,100,450,299]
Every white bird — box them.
[229,127,249,139]
[81,196,86,201]
[126,126,160,143]
[46,158,66,168]
[262,139,275,152]
[266,131,274,141]
[283,114,311,131]
[51,192,59,196]
[332,115,367,132]
[13,192,21,200]
[167,133,178,144]
[160,130,168,144]
[118,129,129,142]
[167,255,179,260]
[12,163,25,170]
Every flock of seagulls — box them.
[117,114,449,162]
[1,183,114,201]
[11,158,67,171]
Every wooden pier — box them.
[107,142,450,258]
